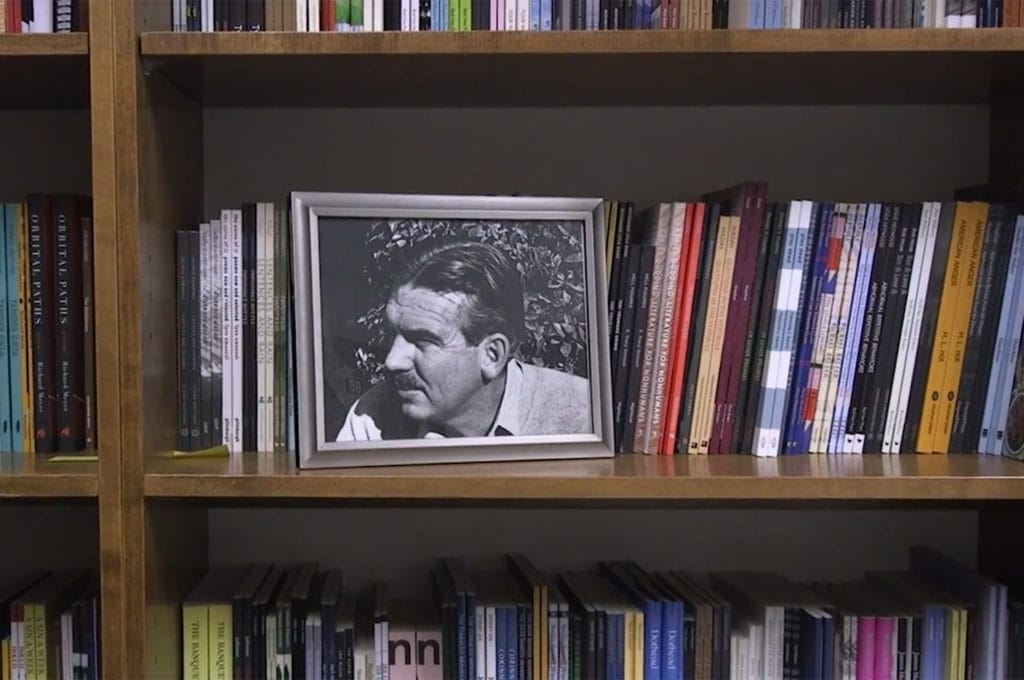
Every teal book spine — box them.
[7,204,23,452]
[0,206,11,452]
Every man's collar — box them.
[419,359,524,438]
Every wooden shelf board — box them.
[0,34,89,108]
[143,452,1024,501]
[139,29,1024,106]
[0,33,88,56]
[0,453,98,498]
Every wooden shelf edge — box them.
[0,476,98,498]
[0,33,88,56]
[139,27,1024,57]
[141,453,1024,501]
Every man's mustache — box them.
[391,373,424,391]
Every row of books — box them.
[175,203,291,454]
[0,195,96,455]
[1,0,87,32]
[170,0,1021,31]
[604,189,1024,457]
[0,569,100,680]
[181,546,1020,680]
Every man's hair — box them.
[392,240,525,348]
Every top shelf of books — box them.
[139,28,1024,106]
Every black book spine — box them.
[385,0,401,28]
[243,203,257,452]
[176,231,190,451]
[619,246,656,453]
[228,0,246,29]
[867,203,918,452]
[911,615,922,680]
[738,202,785,453]
[847,203,892,447]
[963,207,1014,451]
[902,202,956,452]
[54,195,85,452]
[247,0,264,28]
[188,230,202,450]
[677,203,722,453]
[422,0,432,29]
[54,0,72,31]
[199,224,212,450]
[951,205,1000,452]
[731,200,777,453]
[28,194,57,453]
[855,203,899,449]
[612,247,641,448]
[608,206,629,373]
[214,0,226,29]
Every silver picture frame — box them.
[290,191,614,469]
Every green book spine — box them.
[350,0,364,28]
[338,0,352,27]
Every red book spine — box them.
[661,202,706,454]
[322,0,337,29]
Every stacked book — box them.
[180,546,1022,680]
[0,195,95,455]
[170,0,1019,31]
[605,188,1024,457]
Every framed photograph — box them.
[290,192,614,469]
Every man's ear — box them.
[479,333,510,381]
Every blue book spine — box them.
[541,0,552,28]
[750,0,766,25]
[822,615,834,680]
[644,600,661,680]
[0,206,9,452]
[784,203,830,454]
[506,606,517,680]
[4,205,19,453]
[530,0,541,27]
[662,601,682,680]
[616,613,625,680]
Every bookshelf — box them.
[0,0,1018,676]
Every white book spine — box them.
[892,202,940,454]
[309,0,321,30]
[211,219,223,445]
[517,0,529,29]
[486,606,497,680]
[475,606,486,680]
[558,608,568,680]
[809,208,840,453]
[220,211,233,450]
[298,0,308,31]
[506,0,517,29]
[825,203,862,454]
[203,0,213,30]
[791,0,802,25]
[402,0,411,29]
[32,0,52,31]
[232,210,244,453]
[262,202,272,453]
[884,202,931,453]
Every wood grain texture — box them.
[145,503,208,680]
[143,452,1024,501]
[89,0,127,675]
[0,454,97,497]
[0,33,88,55]
[113,0,205,671]
[138,29,1024,106]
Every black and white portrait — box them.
[291,193,613,468]
[319,217,592,441]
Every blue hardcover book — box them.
[0,206,10,452]
[600,562,662,680]
[750,0,766,25]
[784,202,830,454]
[530,0,540,28]
[505,604,517,680]
[4,205,19,453]
[541,0,552,28]
[765,0,782,25]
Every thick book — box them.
[27,194,57,453]
[53,195,87,452]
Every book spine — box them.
[5,205,22,452]
[990,216,1024,454]
[176,231,190,451]
[808,203,845,453]
[27,194,56,453]
[54,195,85,452]
[620,246,655,453]
[0,206,9,452]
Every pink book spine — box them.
[496,0,504,26]
[856,617,877,680]
[491,0,498,27]
[389,630,418,680]
[873,617,894,680]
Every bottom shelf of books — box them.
[174,543,1016,680]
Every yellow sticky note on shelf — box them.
[48,455,99,463]
[160,445,230,459]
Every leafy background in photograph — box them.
[317,216,591,437]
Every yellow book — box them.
[24,604,36,680]
[181,603,207,680]
[2,636,8,680]
[633,609,644,680]
[623,611,633,680]
[936,202,988,452]
[208,603,232,680]
[918,202,971,453]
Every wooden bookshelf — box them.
[0,454,98,498]
[0,33,89,108]
[0,32,88,55]
[138,28,1024,106]
[143,452,1024,501]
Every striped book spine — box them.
[809,204,846,453]
[988,215,1024,454]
